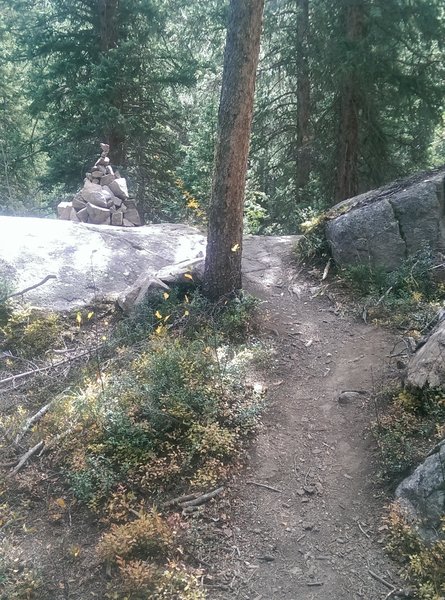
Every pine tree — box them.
[204,0,265,300]
[16,0,196,218]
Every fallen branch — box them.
[357,522,370,538]
[7,274,57,299]
[368,569,395,591]
[180,487,224,508]
[246,481,282,493]
[15,402,52,445]
[0,347,103,388]
[165,492,200,507]
[376,286,393,306]
[10,441,44,476]
[322,258,333,281]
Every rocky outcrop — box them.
[325,169,445,270]
[0,217,205,312]
[57,144,142,227]
[396,313,445,542]
[0,216,302,313]
[406,318,445,389]
[395,439,445,541]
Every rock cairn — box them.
[57,144,142,227]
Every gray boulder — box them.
[108,177,129,200]
[395,439,445,541]
[406,319,445,389]
[86,203,111,224]
[57,201,73,220]
[83,191,109,209]
[325,170,445,270]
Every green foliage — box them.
[243,189,269,234]
[386,506,445,600]
[341,249,445,331]
[37,289,263,509]
[0,309,62,359]
[113,288,258,349]
[6,0,197,220]
[294,208,329,262]
[373,388,445,483]
[0,277,13,325]
[1,0,445,223]
[342,249,439,299]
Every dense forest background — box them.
[1,0,445,233]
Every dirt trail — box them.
[212,254,402,599]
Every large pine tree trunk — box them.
[204,0,265,301]
[334,1,364,202]
[98,0,125,165]
[296,0,311,200]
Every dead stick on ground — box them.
[368,569,395,591]
[358,522,370,539]
[7,275,57,299]
[10,441,44,476]
[165,492,199,507]
[15,402,52,445]
[39,428,73,456]
[0,347,103,387]
[180,487,224,508]
[246,481,282,493]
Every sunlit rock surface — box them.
[0,216,301,312]
[0,217,205,311]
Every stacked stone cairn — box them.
[57,144,142,227]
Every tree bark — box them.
[98,0,125,165]
[98,0,118,52]
[296,0,311,200]
[204,0,265,301]
[334,1,364,203]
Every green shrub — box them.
[44,318,264,507]
[373,388,445,484]
[341,249,445,331]
[0,309,62,358]
[386,505,445,600]
[294,207,329,262]
[0,276,14,326]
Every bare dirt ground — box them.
[208,258,403,599]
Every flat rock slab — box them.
[0,217,302,312]
[0,217,205,312]
[243,235,301,287]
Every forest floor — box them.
[208,257,404,599]
[0,240,409,600]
